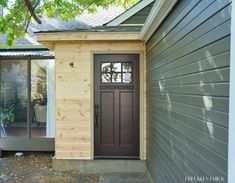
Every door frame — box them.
[91,51,145,160]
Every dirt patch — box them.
[0,152,99,183]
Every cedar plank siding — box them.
[54,42,146,159]
[146,0,231,182]
[122,2,154,25]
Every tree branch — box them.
[23,0,41,24]
[33,0,41,10]
[25,16,32,32]
[81,0,116,12]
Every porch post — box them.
[228,1,235,183]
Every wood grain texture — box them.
[37,32,141,42]
[53,42,146,160]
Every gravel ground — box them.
[0,152,99,183]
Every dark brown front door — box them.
[94,54,139,158]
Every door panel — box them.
[120,91,133,145]
[100,91,114,145]
[94,54,139,157]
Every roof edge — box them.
[36,32,141,43]
[106,0,155,26]
[0,44,45,50]
[140,0,178,42]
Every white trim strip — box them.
[140,0,178,42]
[228,1,235,183]
[119,24,144,26]
[106,0,154,26]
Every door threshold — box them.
[94,156,140,160]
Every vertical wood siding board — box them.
[149,82,229,98]
[153,114,228,172]
[149,5,231,66]
[148,0,231,59]
[152,121,224,177]
[147,162,164,183]
[148,52,229,81]
[150,67,230,88]
[148,67,230,86]
[149,107,228,157]
[149,19,231,71]
[147,0,215,57]
[157,20,231,72]
[149,82,229,97]
[123,19,143,24]
[147,0,200,51]
[147,40,229,79]
[147,142,184,183]
[146,0,230,180]
[149,93,229,113]
[146,126,162,182]
[146,50,230,81]
[149,116,225,178]
[148,97,229,142]
[123,2,154,24]
[159,52,230,80]
[150,121,200,174]
[149,10,230,71]
[158,108,228,157]
[148,93,229,124]
[147,129,191,182]
[149,94,229,128]
[149,113,228,175]
[153,142,188,183]
[147,37,230,77]
[148,23,231,74]
[159,0,216,43]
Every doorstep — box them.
[53,159,146,173]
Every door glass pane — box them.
[123,63,132,72]
[31,59,55,138]
[112,73,122,83]
[0,60,28,138]
[112,63,121,72]
[101,73,111,83]
[123,73,132,83]
[101,63,111,72]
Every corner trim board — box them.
[140,0,178,42]
[228,1,235,183]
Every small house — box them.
[1,0,235,182]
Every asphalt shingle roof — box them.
[0,50,54,57]
[36,26,142,33]
[0,7,123,47]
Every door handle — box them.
[94,104,99,128]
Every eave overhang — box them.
[36,31,142,50]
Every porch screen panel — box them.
[0,60,28,138]
[146,0,231,182]
[31,59,55,138]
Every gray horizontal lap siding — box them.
[146,0,231,183]
[122,2,154,25]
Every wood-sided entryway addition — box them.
[94,54,140,158]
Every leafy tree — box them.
[0,0,139,47]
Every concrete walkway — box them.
[98,173,151,183]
